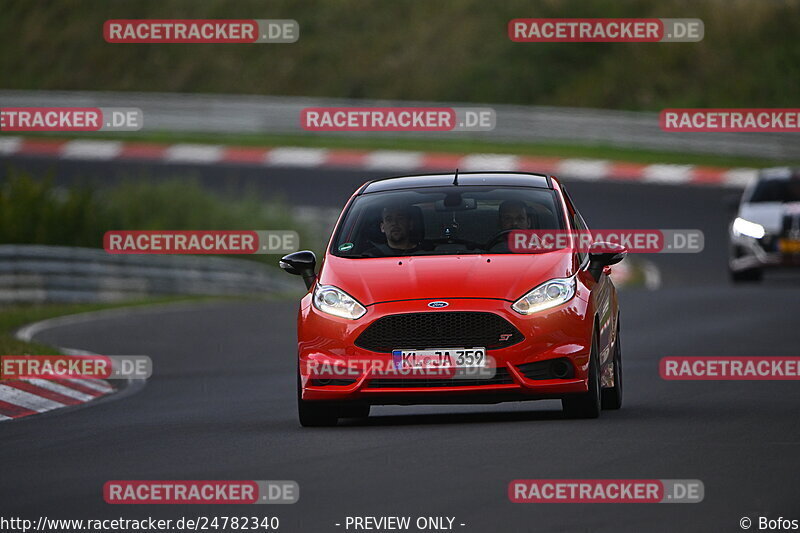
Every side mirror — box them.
[587,242,626,282]
[280,250,317,289]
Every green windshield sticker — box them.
[338,243,354,251]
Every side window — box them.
[562,188,589,265]
[572,210,589,265]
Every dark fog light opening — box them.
[310,378,357,387]
[517,358,575,380]
[551,359,572,379]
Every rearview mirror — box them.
[434,197,477,211]
[587,242,626,282]
[280,250,317,289]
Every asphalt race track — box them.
[2,163,800,532]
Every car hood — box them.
[739,202,800,233]
[319,253,575,305]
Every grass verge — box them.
[0,170,312,264]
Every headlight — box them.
[313,284,366,320]
[512,277,576,315]
[732,217,766,239]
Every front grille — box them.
[366,368,515,388]
[782,214,800,240]
[355,311,524,353]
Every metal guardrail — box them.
[0,245,298,303]
[1,90,798,160]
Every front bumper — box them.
[730,233,800,271]
[298,295,594,404]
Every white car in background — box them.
[729,167,800,282]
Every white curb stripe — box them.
[723,168,758,188]
[63,377,113,393]
[0,384,65,412]
[165,144,224,163]
[266,147,328,167]
[556,159,610,180]
[364,150,424,170]
[0,137,758,189]
[62,140,123,160]
[643,164,694,184]
[28,379,96,402]
[459,154,520,171]
[0,136,22,155]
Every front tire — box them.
[730,267,763,283]
[297,371,338,427]
[298,400,339,427]
[601,323,623,410]
[338,404,371,419]
[562,334,601,419]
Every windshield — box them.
[749,179,800,203]
[331,186,565,257]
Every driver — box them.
[499,200,531,230]
[489,200,532,252]
[363,204,421,256]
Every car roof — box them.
[758,167,800,181]
[358,171,552,194]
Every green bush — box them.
[0,170,310,262]
[1,0,798,110]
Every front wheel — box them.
[730,267,763,283]
[298,399,339,427]
[601,323,623,410]
[297,371,338,427]
[562,335,601,419]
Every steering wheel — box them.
[484,229,516,250]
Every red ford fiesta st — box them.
[281,172,625,426]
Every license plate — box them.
[779,239,800,254]
[392,348,486,370]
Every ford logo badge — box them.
[428,301,449,308]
